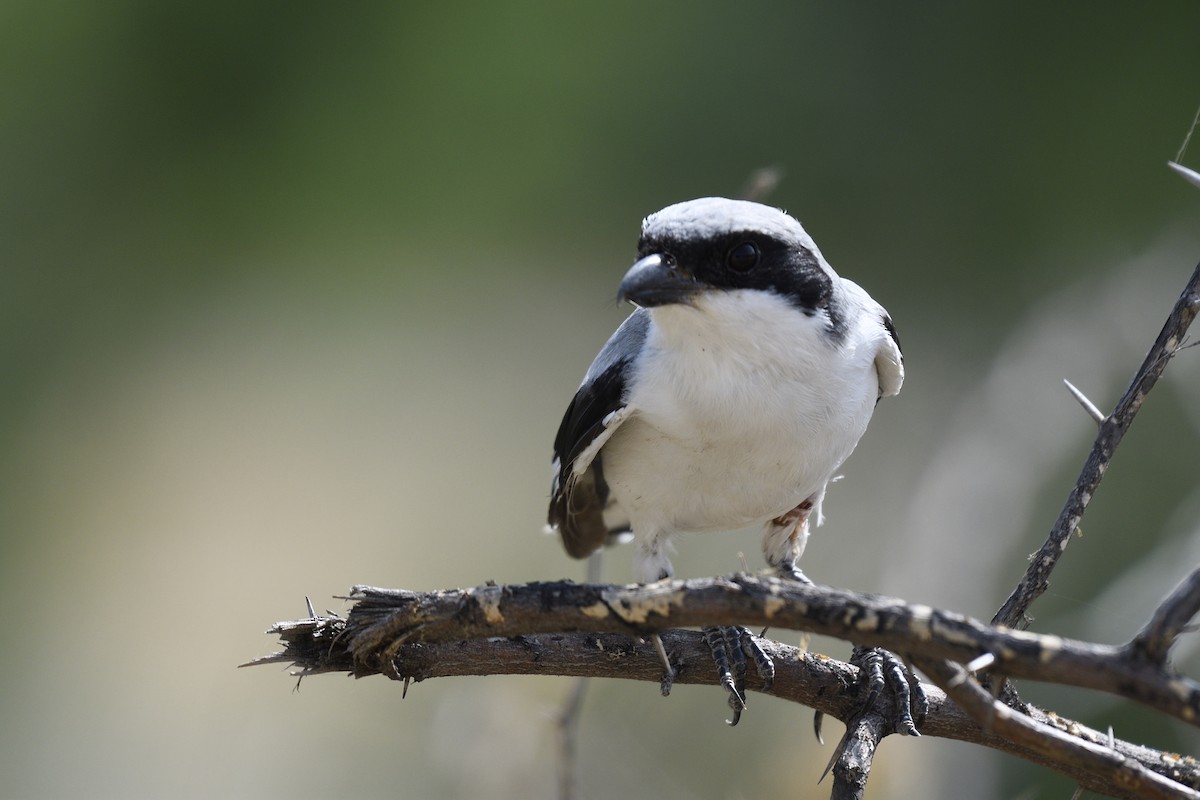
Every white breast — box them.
[601,289,882,537]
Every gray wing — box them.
[548,309,648,559]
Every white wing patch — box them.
[874,330,904,398]
[572,405,636,478]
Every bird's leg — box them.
[696,501,821,725]
[763,500,815,583]
[633,537,681,695]
[761,500,926,737]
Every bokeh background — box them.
[3,3,1200,798]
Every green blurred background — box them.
[3,3,1200,798]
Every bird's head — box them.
[618,197,842,322]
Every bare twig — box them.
[993,261,1200,629]
[1128,566,1200,665]
[738,165,785,202]
[556,675,588,800]
[556,552,602,800]
[916,657,1199,800]
[1173,98,1200,163]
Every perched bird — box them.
[548,197,920,731]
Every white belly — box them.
[601,298,880,537]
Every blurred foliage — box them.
[2,3,1200,799]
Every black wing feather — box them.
[549,309,648,558]
[881,311,901,354]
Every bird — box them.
[547,196,921,731]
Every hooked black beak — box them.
[616,253,703,307]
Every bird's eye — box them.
[726,241,760,272]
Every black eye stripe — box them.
[726,241,760,272]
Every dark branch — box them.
[248,608,1200,799]
[246,575,1200,796]
[993,261,1200,629]
[245,576,1200,730]
[916,657,1200,800]
[827,712,888,800]
[1128,566,1200,664]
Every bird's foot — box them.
[776,562,813,585]
[848,645,927,737]
[703,626,775,726]
[769,563,925,739]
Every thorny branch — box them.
[254,577,1200,729]
[914,657,1198,800]
[1131,569,1200,664]
[992,259,1200,630]
[246,575,1200,798]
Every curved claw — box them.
[723,679,746,726]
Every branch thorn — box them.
[1062,379,1107,427]
[818,727,852,785]
[966,652,997,674]
[1168,160,1200,190]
